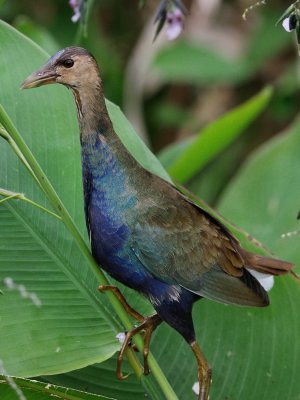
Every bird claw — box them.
[116,368,130,380]
[116,314,162,380]
[143,362,150,375]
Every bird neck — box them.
[72,83,114,141]
[72,82,141,192]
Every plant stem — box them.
[0,104,178,400]
[0,189,62,220]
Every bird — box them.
[21,47,294,400]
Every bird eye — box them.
[63,59,74,68]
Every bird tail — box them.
[241,250,294,276]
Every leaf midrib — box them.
[3,200,120,333]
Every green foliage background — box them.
[0,1,299,399]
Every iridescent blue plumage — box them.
[82,134,150,288]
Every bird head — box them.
[21,47,99,90]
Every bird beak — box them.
[20,63,58,90]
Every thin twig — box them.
[242,0,267,20]
[0,188,62,220]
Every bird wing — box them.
[130,184,252,303]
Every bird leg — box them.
[98,285,144,322]
[117,314,162,379]
[190,341,212,400]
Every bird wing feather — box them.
[130,183,245,295]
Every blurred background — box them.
[1,0,299,206]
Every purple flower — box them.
[154,0,187,41]
[165,6,184,40]
[69,0,82,23]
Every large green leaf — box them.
[42,359,147,400]
[216,117,300,399]
[0,376,114,400]
[218,116,300,267]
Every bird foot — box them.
[98,285,162,378]
[117,314,162,379]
